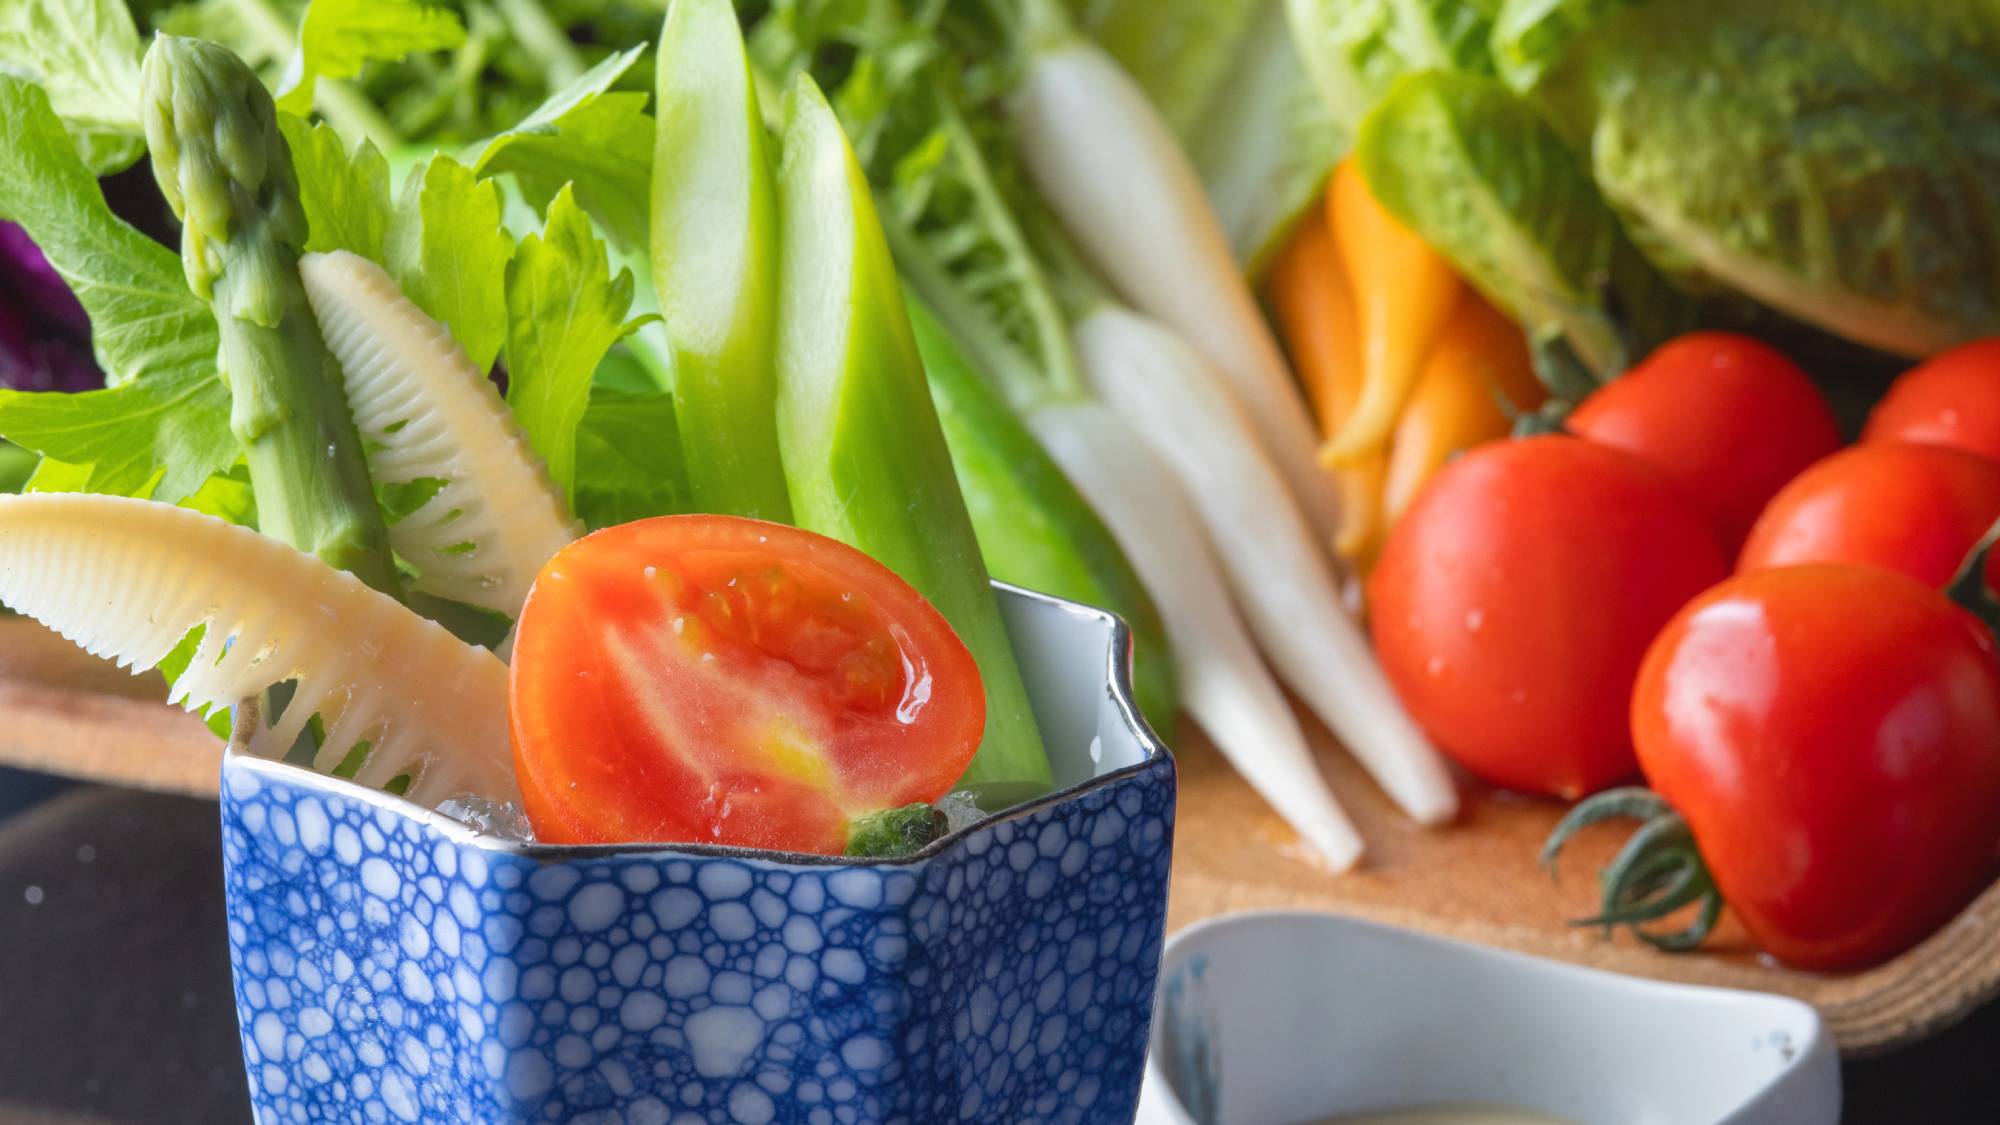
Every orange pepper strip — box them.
[1381,291,1546,525]
[1265,174,1387,562]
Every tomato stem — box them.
[1946,515,2000,635]
[1542,786,1724,953]
[844,803,950,859]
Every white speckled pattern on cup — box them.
[219,584,1176,1124]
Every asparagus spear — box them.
[140,35,400,595]
[651,0,792,522]
[774,75,1053,806]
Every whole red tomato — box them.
[1864,338,2000,463]
[1568,332,1841,556]
[1739,442,2000,590]
[1633,566,2000,970]
[1369,436,1727,799]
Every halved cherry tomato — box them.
[509,515,986,853]
[1634,566,2000,970]
[1739,442,2000,590]
[1368,436,1727,799]
[1568,332,1842,556]
[1864,338,2000,463]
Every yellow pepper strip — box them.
[1381,291,1546,525]
[1264,174,1387,562]
[1319,161,1463,467]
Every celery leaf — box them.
[274,0,466,116]
[279,113,391,261]
[384,154,514,372]
[0,76,236,502]
[503,186,641,503]
[0,0,145,172]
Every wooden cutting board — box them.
[2,616,1994,1054]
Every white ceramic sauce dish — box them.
[1138,911,1840,1125]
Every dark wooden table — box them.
[0,772,1986,1124]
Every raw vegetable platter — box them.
[6,0,2000,1100]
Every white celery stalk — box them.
[1024,399,1365,869]
[1009,37,1343,549]
[1074,306,1458,826]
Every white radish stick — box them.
[1074,306,1459,825]
[302,250,581,618]
[1010,39,1343,548]
[1025,399,1364,869]
[0,493,519,808]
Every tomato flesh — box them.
[1568,332,1841,557]
[1865,338,2000,464]
[1368,436,1728,799]
[1739,442,2000,590]
[1634,566,2000,970]
[509,515,986,853]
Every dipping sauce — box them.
[1303,1106,1577,1125]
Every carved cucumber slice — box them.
[0,493,519,808]
[301,250,581,617]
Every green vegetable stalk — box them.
[773,74,1053,806]
[910,297,1178,732]
[0,444,33,494]
[140,35,400,595]
[650,0,793,523]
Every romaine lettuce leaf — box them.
[1287,0,1500,129]
[1356,69,1693,383]
[1539,0,2000,356]
[0,0,146,172]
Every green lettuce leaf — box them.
[471,45,652,248]
[275,0,466,116]
[504,185,640,502]
[572,388,691,530]
[0,76,235,501]
[0,0,145,172]
[1537,0,2000,357]
[279,113,391,260]
[1286,0,1500,129]
[384,153,514,372]
[1356,69,1693,384]
[1489,0,1643,97]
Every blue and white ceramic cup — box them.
[218,584,1176,1124]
